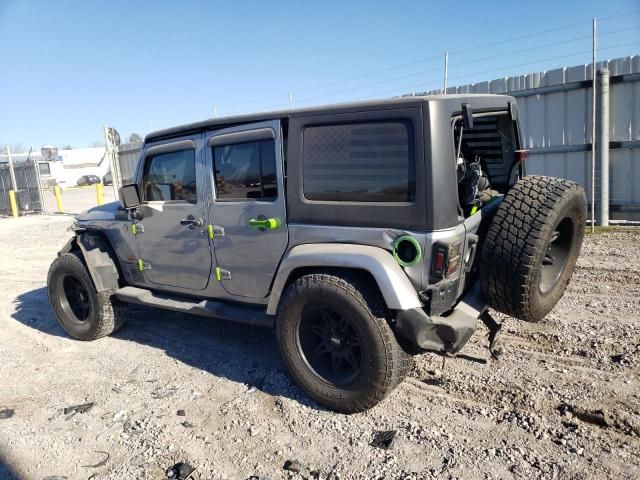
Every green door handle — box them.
[248,217,281,230]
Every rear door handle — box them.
[180,217,204,227]
[248,217,281,230]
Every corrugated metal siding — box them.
[424,55,640,218]
[116,142,143,186]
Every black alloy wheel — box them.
[297,305,363,386]
[539,217,575,294]
[60,274,92,322]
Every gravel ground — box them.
[40,187,117,215]
[0,215,638,480]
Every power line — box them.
[211,14,630,111]
[352,41,640,102]
[112,11,640,129]
[295,30,638,106]
[195,37,640,117]
[598,10,640,21]
[452,26,639,69]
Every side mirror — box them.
[119,184,141,209]
[461,103,474,129]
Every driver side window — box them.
[142,148,197,203]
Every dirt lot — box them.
[0,215,638,480]
[40,186,117,215]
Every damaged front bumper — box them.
[394,283,487,355]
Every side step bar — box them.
[115,286,273,328]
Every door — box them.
[206,120,288,299]
[136,135,212,291]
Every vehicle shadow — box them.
[11,287,321,410]
[0,454,20,480]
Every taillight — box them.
[430,241,461,281]
[515,149,529,163]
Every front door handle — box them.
[248,218,281,230]
[181,217,204,227]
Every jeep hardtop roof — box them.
[145,94,514,143]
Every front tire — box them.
[47,252,127,340]
[276,273,412,413]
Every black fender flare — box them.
[61,231,121,292]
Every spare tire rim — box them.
[60,275,91,322]
[297,306,363,386]
[539,216,574,294]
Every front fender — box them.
[75,232,121,292]
[266,243,422,315]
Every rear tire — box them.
[480,176,586,322]
[276,273,413,413]
[47,252,127,340]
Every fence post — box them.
[6,145,17,191]
[53,185,64,213]
[590,18,597,232]
[8,190,18,218]
[443,51,449,94]
[597,68,610,227]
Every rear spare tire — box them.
[480,175,586,322]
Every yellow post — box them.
[8,190,18,218]
[96,182,104,206]
[53,185,64,213]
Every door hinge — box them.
[215,267,231,281]
[208,225,225,238]
[137,259,152,271]
[131,223,144,235]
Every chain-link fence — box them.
[0,158,45,215]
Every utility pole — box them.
[289,92,293,110]
[590,18,597,232]
[213,105,218,118]
[443,51,449,94]
[597,68,610,227]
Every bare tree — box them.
[128,133,143,144]
[12,142,25,153]
[61,144,73,150]
[90,141,105,148]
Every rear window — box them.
[302,120,415,202]
[213,139,277,201]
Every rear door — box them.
[135,135,213,291]
[205,120,288,299]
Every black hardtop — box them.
[145,94,514,144]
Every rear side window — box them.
[213,139,277,200]
[303,121,415,202]
[142,149,197,203]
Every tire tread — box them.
[480,175,586,322]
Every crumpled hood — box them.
[75,201,122,222]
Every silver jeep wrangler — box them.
[47,95,586,413]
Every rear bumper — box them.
[394,283,487,354]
